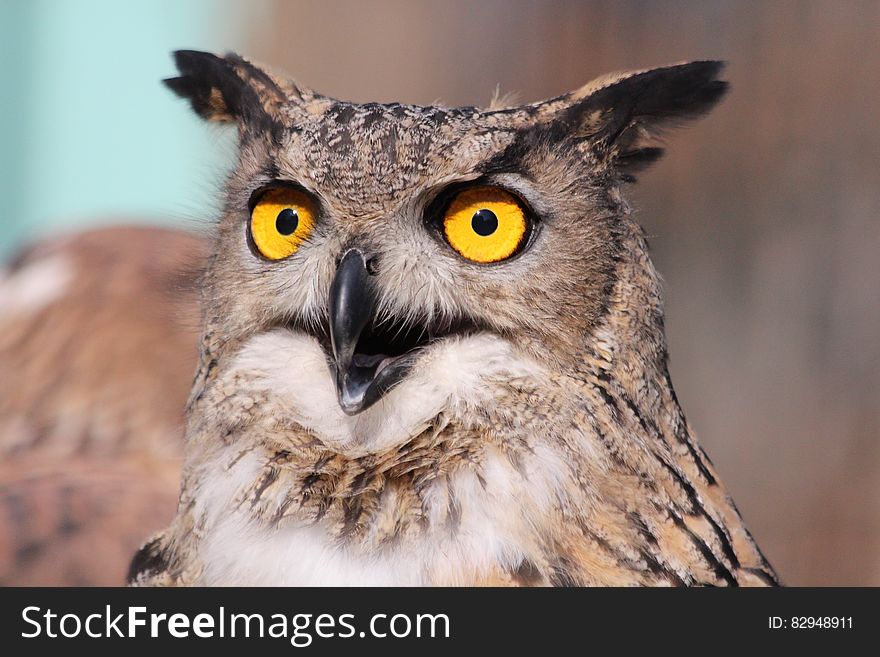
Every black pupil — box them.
[275,208,299,235]
[471,209,498,236]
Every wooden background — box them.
[249,0,880,585]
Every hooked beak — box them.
[328,249,414,415]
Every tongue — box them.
[351,353,387,370]
[351,353,398,378]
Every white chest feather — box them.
[193,330,564,585]
[196,448,563,586]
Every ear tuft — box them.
[162,50,292,138]
[621,60,727,122]
[583,61,728,139]
[163,50,245,122]
[548,60,729,178]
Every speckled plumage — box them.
[130,51,778,586]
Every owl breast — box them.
[185,328,564,585]
[195,447,563,586]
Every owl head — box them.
[166,51,726,420]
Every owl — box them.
[129,50,778,586]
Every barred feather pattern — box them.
[131,222,777,587]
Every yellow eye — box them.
[442,186,529,263]
[250,187,317,260]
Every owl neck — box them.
[576,217,672,406]
[561,216,704,463]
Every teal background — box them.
[0,0,272,256]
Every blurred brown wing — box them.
[0,226,207,585]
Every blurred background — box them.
[1,0,878,585]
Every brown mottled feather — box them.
[127,54,778,587]
[0,226,206,585]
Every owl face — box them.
[168,52,726,417]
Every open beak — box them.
[328,249,415,415]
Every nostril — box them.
[365,255,379,276]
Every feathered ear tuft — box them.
[163,50,295,137]
[546,61,729,180]
[164,50,249,122]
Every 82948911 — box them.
[769,617,853,629]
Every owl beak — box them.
[328,248,414,415]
